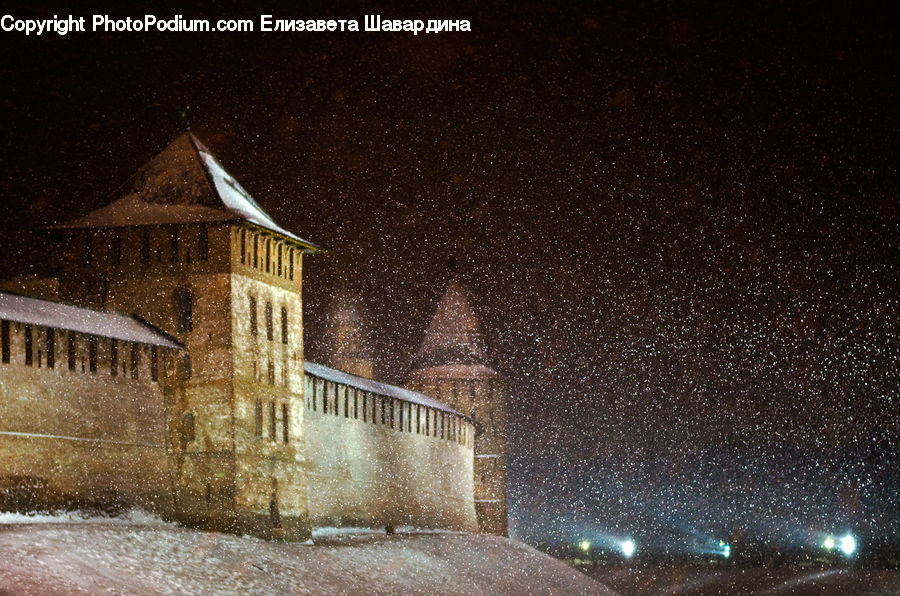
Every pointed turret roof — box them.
[51,133,318,250]
[411,278,491,370]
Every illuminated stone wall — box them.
[0,324,177,512]
[2,217,482,539]
[407,364,509,536]
[304,374,478,531]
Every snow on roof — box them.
[411,278,492,370]
[50,133,319,251]
[304,361,466,418]
[0,292,183,349]
[191,138,313,246]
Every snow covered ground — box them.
[580,561,900,595]
[0,512,611,595]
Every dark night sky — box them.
[2,1,898,552]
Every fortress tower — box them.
[46,133,318,539]
[406,278,508,535]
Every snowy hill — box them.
[0,513,612,595]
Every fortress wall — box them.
[304,374,477,531]
[0,324,176,511]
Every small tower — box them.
[327,294,373,378]
[406,278,508,535]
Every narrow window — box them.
[141,229,151,264]
[269,401,276,441]
[416,405,421,434]
[67,331,75,370]
[354,390,359,419]
[277,244,283,276]
[344,389,349,417]
[130,342,139,379]
[199,226,209,261]
[371,396,376,424]
[84,232,93,266]
[175,289,193,333]
[1,320,10,364]
[240,229,246,264]
[265,239,271,273]
[170,228,179,262]
[24,325,33,366]
[363,393,367,422]
[183,412,195,442]
[281,307,288,344]
[253,234,259,268]
[88,335,98,373]
[282,403,289,443]
[182,353,191,380]
[111,232,121,266]
[425,407,430,435]
[408,403,412,432]
[110,339,118,376]
[150,346,158,381]
[289,249,294,280]
[312,379,317,410]
[399,401,404,431]
[249,296,257,336]
[255,400,263,437]
[267,360,274,385]
[390,400,395,428]
[265,302,273,341]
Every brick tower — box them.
[406,278,508,535]
[48,133,318,540]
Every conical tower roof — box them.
[412,278,491,370]
[51,133,318,250]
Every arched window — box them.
[265,302,273,341]
[175,288,193,332]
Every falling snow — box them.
[0,0,897,591]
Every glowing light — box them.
[579,540,590,552]
[823,536,835,550]
[715,539,731,558]
[839,534,856,556]
[620,539,636,558]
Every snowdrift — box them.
[0,516,612,595]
